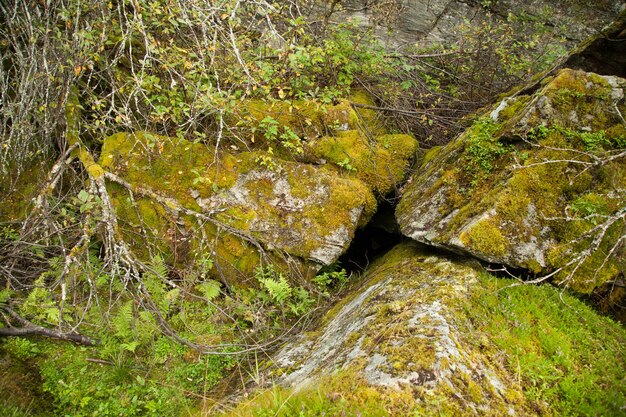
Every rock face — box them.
[565,9,626,77]
[272,243,505,407]
[396,68,626,293]
[235,241,626,416]
[99,97,417,282]
[333,0,623,46]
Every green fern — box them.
[112,301,134,340]
[143,255,170,315]
[261,276,292,305]
[255,265,292,305]
[288,287,314,316]
[149,255,168,279]
[196,279,222,302]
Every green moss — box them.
[0,159,49,222]
[349,89,386,135]
[461,275,626,417]
[310,130,417,195]
[420,145,442,167]
[215,246,626,417]
[0,341,49,416]
[100,131,377,283]
[213,369,403,417]
[233,99,326,142]
[323,99,359,129]
[460,218,509,257]
[498,95,531,121]
[462,117,510,182]
[541,69,620,131]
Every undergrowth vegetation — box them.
[214,274,626,417]
[464,275,626,416]
[0,0,610,415]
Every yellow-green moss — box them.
[349,89,386,135]
[460,218,509,257]
[420,145,442,167]
[310,130,417,195]
[214,243,626,416]
[100,131,377,283]
[0,159,49,222]
[498,95,531,121]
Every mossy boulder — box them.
[99,131,377,282]
[229,93,418,196]
[396,69,626,293]
[0,159,51,222]
[219,241,626,416]
[231,91,388,141]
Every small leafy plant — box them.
[313,264,350,296]
[255,264,314,317]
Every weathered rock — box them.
[397,68,626,293]
[226,241,626,415]
[271,243,497,401]
[331,0,623,47]
[100,131,377,280]
[233,92,419,196]
[565,9,626,77]
[99,96,417,281]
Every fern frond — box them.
[149,255,168,279]
[261,275,291,304]
[196,280,222,302]
[112,301,134,340]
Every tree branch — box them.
[0,304,96,346]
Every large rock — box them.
[100,132,375,280]
[397,68,626,293]
[222,242,626,415]
[99,97,417,282]
[271,243,496,399]
[232,92,419,196]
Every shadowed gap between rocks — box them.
[337,196,403,274]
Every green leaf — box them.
[121,341,139,353]
[0,288,13,303]
[197,280,222,301]
[78,189,89,203]
[45,307,60,324]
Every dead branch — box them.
[0,304,96,346]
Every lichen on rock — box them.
[99,130,377,283]
[270,241,518,413]
[220,241,626,416]
[396,69,626,293]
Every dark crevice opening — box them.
[338,196,404,275]
[564,12,626,78]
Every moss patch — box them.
[460,217,509,257]
[309,130,417,195]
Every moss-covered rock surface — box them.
[396,69,626,293]
[100,133,370,281]
[216,241,626,416]
[99,96,416,282]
